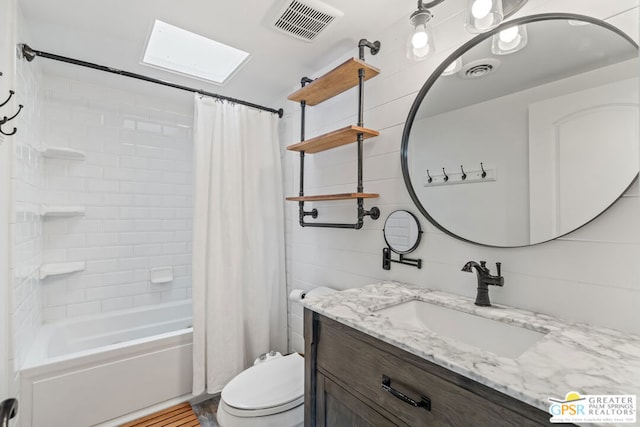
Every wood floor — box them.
[120,402,201,427]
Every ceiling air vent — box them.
[459,58,501,79]
[271,0,344,42]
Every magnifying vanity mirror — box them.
[401,13,639,247]
[382,210,422,270]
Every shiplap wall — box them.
[283,0,640,353]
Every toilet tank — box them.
[288,287,336,353]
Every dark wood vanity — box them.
[304,309,556,426]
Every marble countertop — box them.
[303,282,640,425]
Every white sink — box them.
[375,300,546,358]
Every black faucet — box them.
[461,261,504,307]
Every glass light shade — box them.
[441,57,463,76]
[465,0,504,34]
[567,19,591,27]
[407,21,436,61]
[491,24,528,55]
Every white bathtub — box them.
[20,300,193,427]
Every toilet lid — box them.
[222,353,304,411]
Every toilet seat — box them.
[216,400,304,427]
[221,353,304,417]
[220,397,303,418]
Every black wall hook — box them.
[460,165,467,180]
[0,90,14,108]
[1,104,22,123]
[0,123,17,136]
[426,169,433,183]
[442,167,449,182]
[0,104,23,136]
[480,162,487,178]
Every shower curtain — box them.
[192,96,287,395]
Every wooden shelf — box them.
[286,193,379,202]
[287,58,380,106]
[285,45,381,225]
[287,125,379,154]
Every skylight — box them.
[142,20,250,85]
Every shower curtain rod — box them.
[19,44,284,118]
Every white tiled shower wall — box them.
[10,5,44,376]
[283,0,640,353]
[38,70,194,321]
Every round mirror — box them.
[383,210,422,254]
[402,14,639,247]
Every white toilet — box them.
[216,287,336,427]
[216,352,305,427]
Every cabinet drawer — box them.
[317,373,398,426]
[316,318,545,427]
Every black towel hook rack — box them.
[0,70,22,136]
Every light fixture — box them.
[465,0,503,33]
[464,0,528,34]
[406,0,443,61]
[405,0,528,60]
[491,24,528,55]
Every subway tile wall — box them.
[39,70,194,321]
[11,15,44,373]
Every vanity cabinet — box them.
[317,373,397,426]
[304,309,555,426]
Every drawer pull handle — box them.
[381,375,431,412]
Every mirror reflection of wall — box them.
[403,15,639,247]
[528,72,638,241]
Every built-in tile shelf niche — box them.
[150,266,173,284]
[40,146,86,160]
[39,146,87,218]
[40,261,86,280]
[40,205,86,217]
